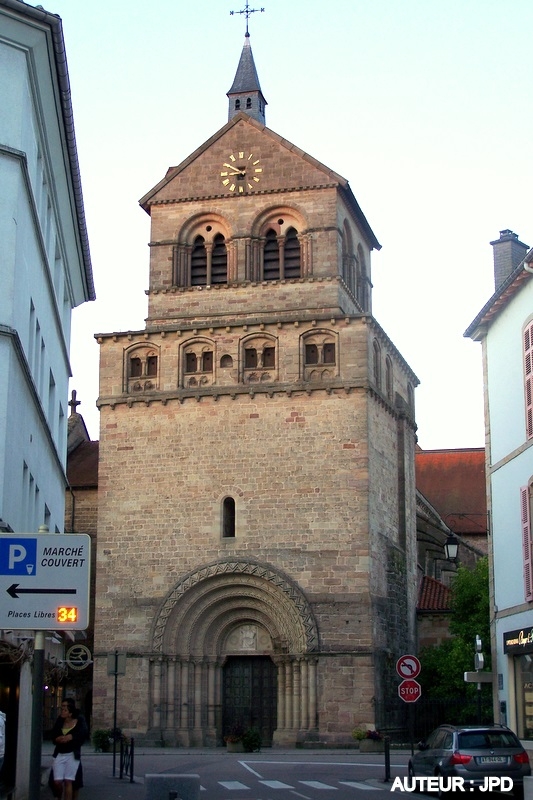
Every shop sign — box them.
[503,626,533,654]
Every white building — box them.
[0,1,94,795]
[466,230,533,740]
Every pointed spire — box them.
[227,12,267,124]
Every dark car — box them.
[408,724,530,797]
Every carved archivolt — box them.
[151,559,319,656]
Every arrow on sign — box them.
[7,584,77,599]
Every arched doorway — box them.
[150,558,319,747]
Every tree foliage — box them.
[419,557,491,704]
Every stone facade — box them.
[92,111,419,746]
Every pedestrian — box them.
[49,698,87,800]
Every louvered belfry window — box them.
[525,322,533,439]
[191,235,207,285]
[521,485,533,602]
[263,230,280,280]
[284,227,301,278]
[211,233,228,284]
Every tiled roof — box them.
[67,440,99,488]
[415,448,486,536]
[418,575,451,612]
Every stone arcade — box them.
[92,25,419,747]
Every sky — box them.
[49,0,533,448]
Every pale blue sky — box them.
[49,0,533,448]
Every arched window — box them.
[305,344,318,364]
[235,99,241,110]
[220,354,233,368]
[284,227,301,278]
[263,230,280,281]
[222,496,236,538]
[246,97,252,109]
[125,346,160,392]
[185,352,198,373]
[191,235,207,286]
[211,233,228,284]
[245,348,258,369]
[147,356,158,377]
[385,356,393,400]
[373,339,381,388]
[129,357,142,378]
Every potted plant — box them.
[242,727,261,753]
[352,727,384,752]
[224,723,245,752]
[92,728,112,752]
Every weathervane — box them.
[230,2,265,36]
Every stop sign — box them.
[398,678,421,703]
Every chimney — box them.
[490,229,529,290]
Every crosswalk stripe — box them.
[299,780,337,789]
[339,781,380,790]
[259,779,294,788]
[219,780,250,789]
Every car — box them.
[408,724,530,797]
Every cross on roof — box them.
[68,389,81,414]
[230,2,265,36]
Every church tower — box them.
[93,16,419,747]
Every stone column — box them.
[284,660,293,730]
[292,659,301,730]
[308,657,318,730]
[151,657,162,729]
[166,658,176,731]
[300,658,309,730]
[276,658,286,730]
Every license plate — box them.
[477,756,507,764]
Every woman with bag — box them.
[50,698,87,800]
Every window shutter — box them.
[521,485,533,602]
[525,323,533,439]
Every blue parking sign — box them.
[0,538,37,575]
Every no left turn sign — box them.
[396,654,421,680]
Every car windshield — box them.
[458,731,520,750]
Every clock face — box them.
[220,151,263,193]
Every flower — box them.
[224,723,244,743]
[366,729,383,741]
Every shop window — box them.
[222,496,236,538]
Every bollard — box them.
[383,735,391,782]
[144,774,200,800]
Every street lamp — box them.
[444,532,459,562]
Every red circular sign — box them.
[398,678,422,703]
[396,654,421,679]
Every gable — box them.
[141,114,346,207]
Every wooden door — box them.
[222,656,277,746]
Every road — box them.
[129,750,408,800]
